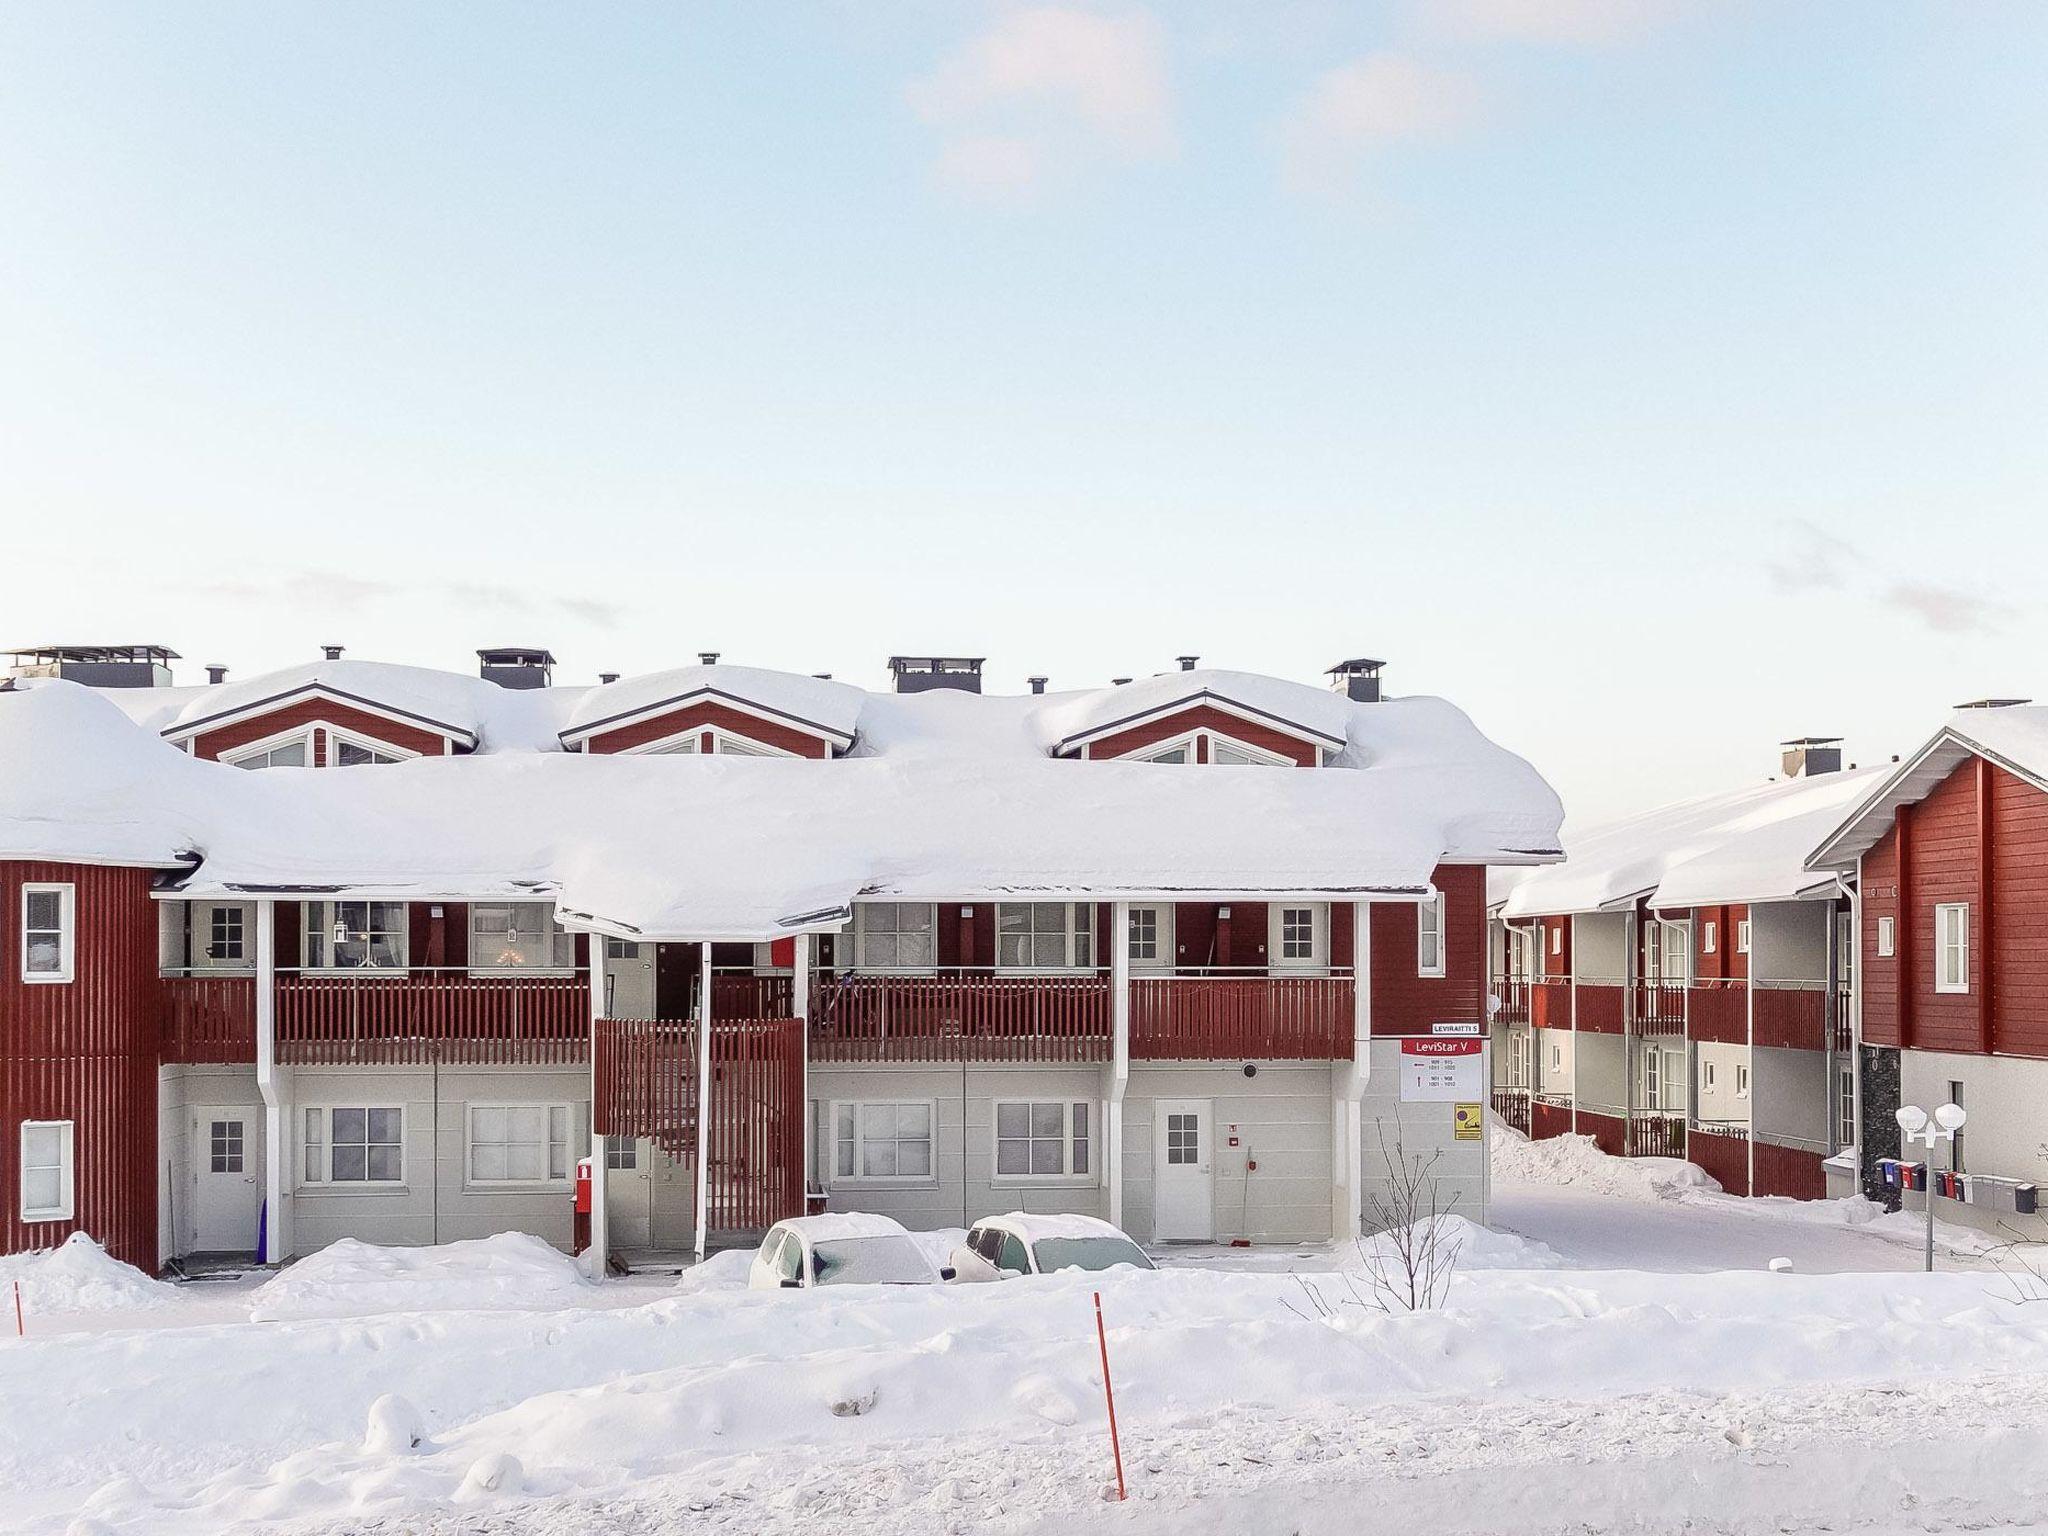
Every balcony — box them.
[1491,1086,1532,1137]
[275,969,590,1066]
[1626,1110,1686,1159]
[1753,981,1826,1052]
[1575,981,1625,1035]
[1631,981,1686,1036]
[809,973,1112,1063]
[1491,976,1532,1025]
[1532,980,1571,1030]
[1688,978,1747,1043]
[161,974,257,1064]
[1129,974,1353,1061]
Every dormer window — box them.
[1126,731,1290,766]
[648,728,794,757]
[222,726,412,769]
[227,737,309,770]
[335,739,402,767]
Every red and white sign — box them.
[1400,1037,1483,1102]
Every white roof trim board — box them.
[1500,763,1889,920]
[1,666,1562,941]
[1038,670,1352,756]
[559,666,861,750]
[1806,705,2048,871]
[159,661,491,749]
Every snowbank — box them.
[247,1234,590,1321]
[1346,1213,1567,1272]
[669,1249,756,1295]
[1490,1116,1719,1202]
[0,1234,175,1315]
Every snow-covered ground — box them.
[7,1133,2048,1535]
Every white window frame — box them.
[1734,1063,1751,1100]
[1643,1046,1663,1111]
[1127,903,1175,970]
[1549,1041,1563,1071]
[18,1119,75,1222]
[1416,892,1446,978]
[996,901,1095,972]
[992,1099,1095,1183]
[302,900,409,972]
[468,901,577,974]
[1702,1061,1717,1090]
[20,882,76,984]
[1702,921,1717,955]
[327,725,416,768]
[220,725,316,770]
[1550,926,1563,957]
[220,720,419,770]
[1654,920,1689,984]
[464,1102,575,1188]
[828,1099,938,1186]
[1934,902,1970,994]
[1270,902,1329,972]
[1876,916,1896,958]
[197,901,252,971]
[852,903,938,974]
[1736,919,1751,955]
[301,1105,406,1187]
[1125,729,1293,768]
[629,724,799,758]
[1836,1064,1856,1152]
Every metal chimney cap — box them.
[320,644,345,661]
[205,664,229,685]
[1175,655,1200,671]
[1027,675,1049,695]
[1955,697,2032,710]
[598,672,620,685]
[698,652,721,666]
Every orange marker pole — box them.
[1093,1291,1127,1501]
[13,1279,22,1337]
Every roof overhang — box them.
[162,683,478,751]
[1806,726,2048,871]
[559,686,855,752]
[1054,689,1347,758]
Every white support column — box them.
[792,933,813,1203]
[587,944,608,1277]
[1745,920,1757,1194]
[695,942,713,1262]
[1568,916,1580,1133]
[253,898,290,1264]
[1332,900,1371,1242]
[1108,901,1130,1231]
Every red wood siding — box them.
[1532,980,1570,1030]
[191,699,450,764]
[1688,983,1747,1045]
[1576,1108,1625,1158]
[1688,1127,1750,1196]
[1752,1141,1826,1200]
[1,862,160,1269]
[1857,758,2048,1058]
[1130,977,1353,1059]
[1691,904,1748,981]
[1540,916,1571,978]
[1084,705,1320,766]
[1574,984,1624,1035]
[1369,865,1485,1036]
[1752,986,1826,1052]
[1530,1098,1573,1141]
[582,700,831,758]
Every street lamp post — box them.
[1894,1102,1968,1273]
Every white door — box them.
[191,901,255,972]
[1154,1100,1214,1241]
[190,1107,265,1255]
[604,939,656,1020]
[602,1138,655,1250]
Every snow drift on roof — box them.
[561,664,863,746]
[1034,669,1355,753]
[2,670,1561,940]
[1500,765,1887,919]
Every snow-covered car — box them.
[747,1213,951,1290]
[949,1214,1155,1281]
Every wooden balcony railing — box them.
[1532,980,1572,1030]
[161,974,257,1064]
[1753,981,1826,1052]
[1631,981,1687,1036]
[1575,981,1625,1035]
[1129,975,1354,1060]
[1626,1111,1686,1159]
[1688,978,1748,1044]
[711,974,795,1020]
[1491,1087,1532,1137]
[1491,976,1532,1024]
[809,973,1112,1063]
[275,970,590,1066]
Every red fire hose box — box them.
[573,1156,593,1252]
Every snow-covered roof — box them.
[1035,669,1353,755]
[560,664,863,750]
[0,662,1562,940]
[1808,705,2048,870]
[159,660,492,749]
[1500,765,1887,920]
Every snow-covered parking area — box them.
[9,1141,2048,1536]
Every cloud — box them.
[1883,581,2012,637]
[1277,52,1481,197]
[1423,0,1682,47]
[1766,519,1863,595]
[907,6,1173,198]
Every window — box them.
[1734,1063,1750,1100]
[605,1139,639,1171]
[1164,1111,1200,1166]
[228,737,309,770]
[1736,920,1751,955]
[333,738,401,767]
[1947,1081,1965,1173]
[1417,893,1446,978]
[303,901,407,970]
[1549,1042,1563,1071]
[209,1118,244,1174]
[853,903,937,972]
[994,1101,1091,1178]
[1509,1030,1530,1086]
[1935,904,1969,994]
[1137,743,1189,764]
[1643,1048,1662,1110]
[467,1104,573,1185]
[1876,916,1896,958]
[1838,913,1855,983]
[997,1231,1031,1274]
[1655,921,1689,984]
[207,906,246,964]
[604,936,645,960]
[654,735,701,755]
[470,902,576,971]
[1550,926,1563,956]
[304,1106,404,1184]
[1127,905,1173,969]
[1702,1061,1717,1090]
[1836,1066,1856,1153]
[21,883,74,983]
[775,1230,805,1283]
[997,902,1094,970]
[19,1120,73,1221]
[833,1102,935,1181]
[1210,738,1287,767]
[1702,921,1717,955]
[1270,903,1328,970]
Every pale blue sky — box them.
[3,2,2044,827]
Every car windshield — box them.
[1031,1237,1155,1273]
[809,1236,934,1286]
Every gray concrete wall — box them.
[807,1063,1109,1236]
[1694,1041,1751,1130]
[160,1066,264,1262]
[1537,1027,1574,1096]
[1123,1062,1333,1245]
[1754,1043,1829,1151]
[1572,913,1628,983]
[1574,1031,1627,1117]
[1753,900,1829,983]
[1897,1050,2048,1235]
[1358,1038,1487,1232]
[287,1065,590,1256]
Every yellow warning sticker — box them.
[1453,1103,1483,1141]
